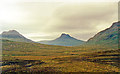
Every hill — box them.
[38,33,85,46]
[0,30,34,43]
[86,21,120,48]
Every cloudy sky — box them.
[0,0,118,41]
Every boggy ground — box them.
[1,40,120,73]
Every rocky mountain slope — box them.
[86,21,120,48]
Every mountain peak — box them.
[2,30,20,35]
[60,33,71,38]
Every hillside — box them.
[86,21,120,48]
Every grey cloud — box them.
[43,2,117,40]
[72,32,98,41]
[1,2,118,41]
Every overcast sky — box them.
[0,0,118,41]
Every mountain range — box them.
[38,33,85,46]
[1,21,120,47]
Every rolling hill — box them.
[38,33,85,46]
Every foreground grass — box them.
[2,40,120,73]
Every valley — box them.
[1,22,120,73]
[0,1,119,73]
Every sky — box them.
[0,0,118,41]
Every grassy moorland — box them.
[1,40,120,73]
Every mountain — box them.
[0,30,34,43]
[86,21,120,48]
[38,33,85,46]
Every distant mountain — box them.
[0,30,34,43]
[86,21,120,48]
[38,33,85,46]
